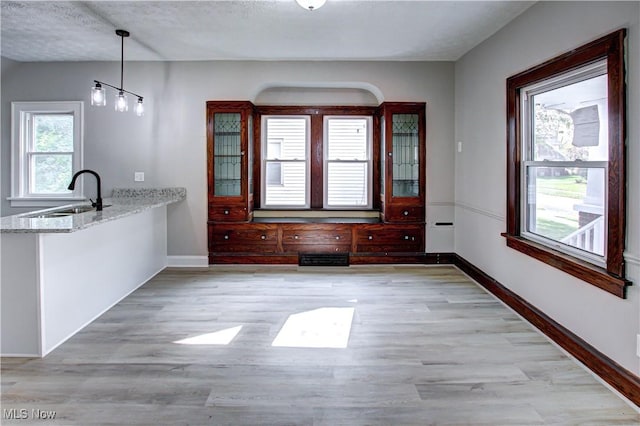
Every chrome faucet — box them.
[68,169,103,211]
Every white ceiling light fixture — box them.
[90,29,144,116]
[295,0,326,11]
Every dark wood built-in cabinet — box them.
[207,101,427,264]
[379,102,426,224]
[207,101,254,222]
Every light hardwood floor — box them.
[2,265,638,425]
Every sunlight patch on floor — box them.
[174,325,243,345]
[272,307,355,349]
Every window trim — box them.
[323,115,373,209]
[504,29,630,298]
[10,101,85,207]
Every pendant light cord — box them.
[120,32,124,91]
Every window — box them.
[522,62,608,265]
[261,116,309,208]
[257,107,378,210]
[505,30,629,298]
[10,101,84,207]
[324,117,372,208]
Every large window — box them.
[505,30,629,298]
[522,62,608,265]
[324,116,372,208]
[10,101,84,207]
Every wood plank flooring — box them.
[2,265,638,425]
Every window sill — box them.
[8,196,87,208]
[501,233,631,299]
[254,209,380,219]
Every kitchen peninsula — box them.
[0,188,186,357]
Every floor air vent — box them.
[299,253,349,266]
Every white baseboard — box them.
[166,255,209,268]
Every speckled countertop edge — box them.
[0,188,186,233]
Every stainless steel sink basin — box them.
[55,205,96,214]
[23,204,110,219]
[27,212,74,218]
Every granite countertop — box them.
[0,188,186,233]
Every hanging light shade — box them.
[296,0,326,11]
[115,91,128,112]
[91,82,106,106]
[135,97,144,116]
[90,29,144,115]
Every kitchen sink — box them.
[26,212,75,218]
[55,205,97,214]
[23,204,111,219]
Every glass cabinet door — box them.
[213,112,242,197]
[391,113,419,197]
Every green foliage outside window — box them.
[31,114,74,194]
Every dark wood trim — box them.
[504,29,629,292]
[209,254,299,264]
[252,108,262,208]
[502,234,630,298]
[605,29,627,277]
[210,253,431,265]
[424,252,456,264]
[454,254,640,408]
[372,112,381,211]
[310,114,324,208]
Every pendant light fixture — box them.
[90,29,144,116]
[295,0,326,11]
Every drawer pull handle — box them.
[368,235,373,240]
[261,235,266,240]
[224,210,229,215]
[403,210,409,216]
[294,235,299,240]
[404,235,409,240]
[224,235,230,240]
[335,236,340,240]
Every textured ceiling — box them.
[1,1,534,62]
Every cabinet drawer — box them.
[281,225,352,245]
[209,224,278,253]
[385,205,424,222]
[356,224,424,252]
[209,205,248,222]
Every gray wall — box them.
[1,60,456,255]
[455,1,640,374]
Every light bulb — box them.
[91,83,106,106]
[296,0,326,11]
[115,92,128,112]
[135,98,144,116]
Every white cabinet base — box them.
[1,206,167,357]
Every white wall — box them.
[1,206,168,356]
[1,60,455,256]
[455,1,640,374]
